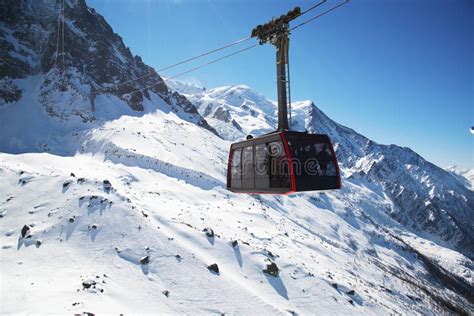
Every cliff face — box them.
[302,102,474,259]
[0,0,217,133]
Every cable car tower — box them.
[251,7,301,131]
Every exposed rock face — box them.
[0,0,217,134]
[177,85,276,140]
[0,79,22,106]
[212,107,232,123]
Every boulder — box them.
[82,280,96,289]
[207,263,219,274]
[263,262,279,277]
[103,180,112,191]
[140,256,150,265]
[203,227,214,238]
[62,180,72,189]
[20,225,30,238]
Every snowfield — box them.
[1,94,472,314]
[446,165,474,190]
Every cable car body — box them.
[227,130,341,194]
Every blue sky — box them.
[87,0,473,168]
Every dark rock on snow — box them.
[207,263,219,274]
[203,227,214,238]
[140,256,150,265]
[82,280,96,289]
[103,180,112,191]
[263,262,279,277]
[20,225,30,238]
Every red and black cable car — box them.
[227,131,341,194]
[226,6,342,194]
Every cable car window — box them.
[314,143,337,176]
[290,140,336,177]
[241,146,254,189]
[231,148,242,188]
[268,141,290,188]
[255,143,270,189]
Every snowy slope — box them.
[1,109,472,314]
[446,166,474,190]
[1,92,473,314]
[165,77,207,96]
[184,85,278,141]
[1,0,473,314]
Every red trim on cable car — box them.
[328,142,342,189]
[279,131,296,193]
[226,147,233,189]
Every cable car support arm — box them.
[251,7,301,131]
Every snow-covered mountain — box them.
[165,77,207,96]
[176,84,278,140]
[1,1,473,314]
[446,166,474,190]
[174,83,474,261]
[0,0,216,154]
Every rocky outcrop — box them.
[0,0,217,135]
[303,102,474,259]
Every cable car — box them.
[227,130,341,194]
[226,6,342,194]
